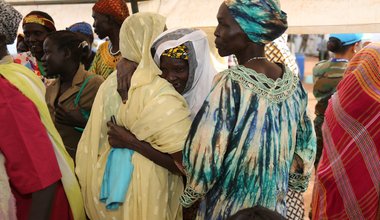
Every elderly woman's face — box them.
[160,56,189,94]
[23,23,49,59]
[214,3,250,57]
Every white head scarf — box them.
[151,28,217,119]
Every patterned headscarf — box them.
[224,0,288,45]
[93,0,130,25]
[343,43,380,102]
[67,22,93,37]
[151,28,218,119]
[22,11,56,32]
[161,44,189,60]
[0,0,22,44]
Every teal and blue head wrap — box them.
[225,0,288,45]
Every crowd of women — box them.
[0,0,379,219]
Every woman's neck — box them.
[60,63,79,83]
[235,44,266,65]
[235,43,283,80]
[108,29,120,54]
[334,53,351,61]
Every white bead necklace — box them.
[245,56,267,63]
[108,43,120,56]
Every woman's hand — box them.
[55,105,87,128]
[107,121,138,150]
[290,154,304,174]
[116,58,138,103]
[107,121,184,174]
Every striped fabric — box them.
[312,43,380,220]
[346,45,380,103]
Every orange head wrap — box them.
[92,0,130,25]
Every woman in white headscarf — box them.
[76,13,192,220]
[151,28,217,118]
[107,28,217,174]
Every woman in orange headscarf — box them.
[90,0,129,79]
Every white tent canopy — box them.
[281,0,380,34]
[139,0,380,34]
[12,0,380,34]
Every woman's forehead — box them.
[23,23,47,32]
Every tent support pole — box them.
[130,0,139,13]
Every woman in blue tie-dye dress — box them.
[180,1,316,219]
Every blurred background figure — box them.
[317,34,329,61]
[67,21,96,70]
[312,33,362,168]
[16,33,28,53]
[299,34,309,53]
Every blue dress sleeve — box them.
[289,83,316,192]
[180,73,239,207]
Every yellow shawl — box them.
[0,57,85,220]
[76,13,191,219]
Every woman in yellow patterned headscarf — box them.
[161,44,189,60]
[76,12,191,220]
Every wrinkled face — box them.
[160,56,189,94]
[23,23,49,59]
[41,38,65,77]
[214,3,250,57]
[92,11,110,39]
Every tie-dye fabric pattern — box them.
[181,66,316,219]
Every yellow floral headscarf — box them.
[161,44,189,60]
